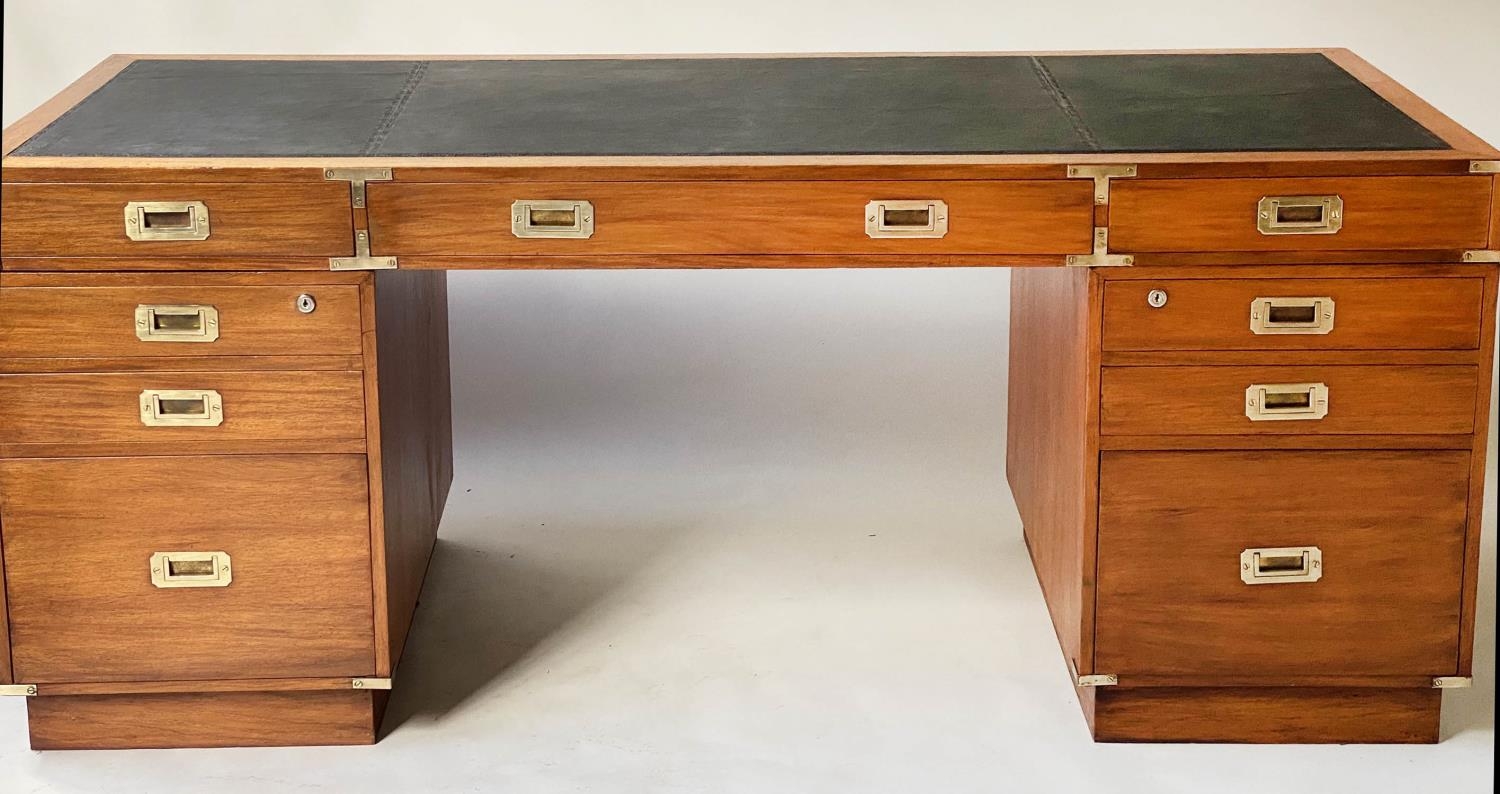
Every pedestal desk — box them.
[0,50,1496,748]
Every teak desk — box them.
[0,51,1496,749]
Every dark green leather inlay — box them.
[10,54,1448,157]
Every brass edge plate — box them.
[1067,164,1137,205]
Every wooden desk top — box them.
[2,51,1485,161]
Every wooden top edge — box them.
[2,150,1487,174]
[1323,49,1499,158]
[1,54,133,157]
[111,48,1342,61]
[3,48,1493,166]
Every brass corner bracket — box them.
[326,167,398,271]
[1067,164,1138,205]
[1069,658,1119,687]
[0,684,37,697]
[1066,227,1134,267]
[352,677,393,690]
[1432,676,1473,689]
[1461,250,1500,263]
[324,167,392,208]
[1469,161,1500,174]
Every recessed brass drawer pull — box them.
[1244,382,1328,421]
[1240,546,1322,585]
[1256,195,1343,235]
[139,389,224,427]
[134,304,220,343]
[865,200,949,238]
[1249,296,1335,335]
[150,551,233,588]
[123,201,211,241]
[511,200,594,238]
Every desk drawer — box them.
[0,284,363,358]
[1100,365,1476,436]
[1102,277,1485,351]
[0,455,375,682]
[0,371,365,446]
[0,182,354,258]
[365,180,1096,256]
[1096,450,1467,678]
[1109,177,1492,252]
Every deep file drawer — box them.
[1102,277,1485,351]
[0,455,376,682]
[1100,365,1477,436]
[1095,450,1468,678]
[0,283,364,358]
[0,371,366,446]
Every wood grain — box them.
[1096,450,1468,677]
[27,691,378,749]
[1098,434,1473,451]
[1102,350,1480,367]
[0,519,10,685]
[1102,277,1485,351]
[1092,687,1441,744]
[0,455,375,683]
[1100,365,1477,436]
[1007,267,1100,677]
[37,677,372,696]
[1102,264,1494,280]
[367,270,453,676]
[0,371,366,445]
[1458,268,1500,673]
[0,355,363,375]
[1110,177,1492,252]
[367,180,1095,256]
[0,439,367,459]
[0,271,369,288]
[0,284,363,358]
[1489,176,1499,248]
[0,182,353,258]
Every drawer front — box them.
[1096,450,1467,677]
[0,371,365,445]
[0,284,363,358]
[366,180,1096,256]
[1102,277,1484,351]
[0,455,375,682]
[1109,177,1492,252]
[1100,365,1476,436]
[0,182,354,257]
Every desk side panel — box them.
[367,270,454,677]
[1007,267,1099,677]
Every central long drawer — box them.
[364,180,1097,256]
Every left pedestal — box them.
[0,270,453,749]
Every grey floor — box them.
[0,269,1494,792]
